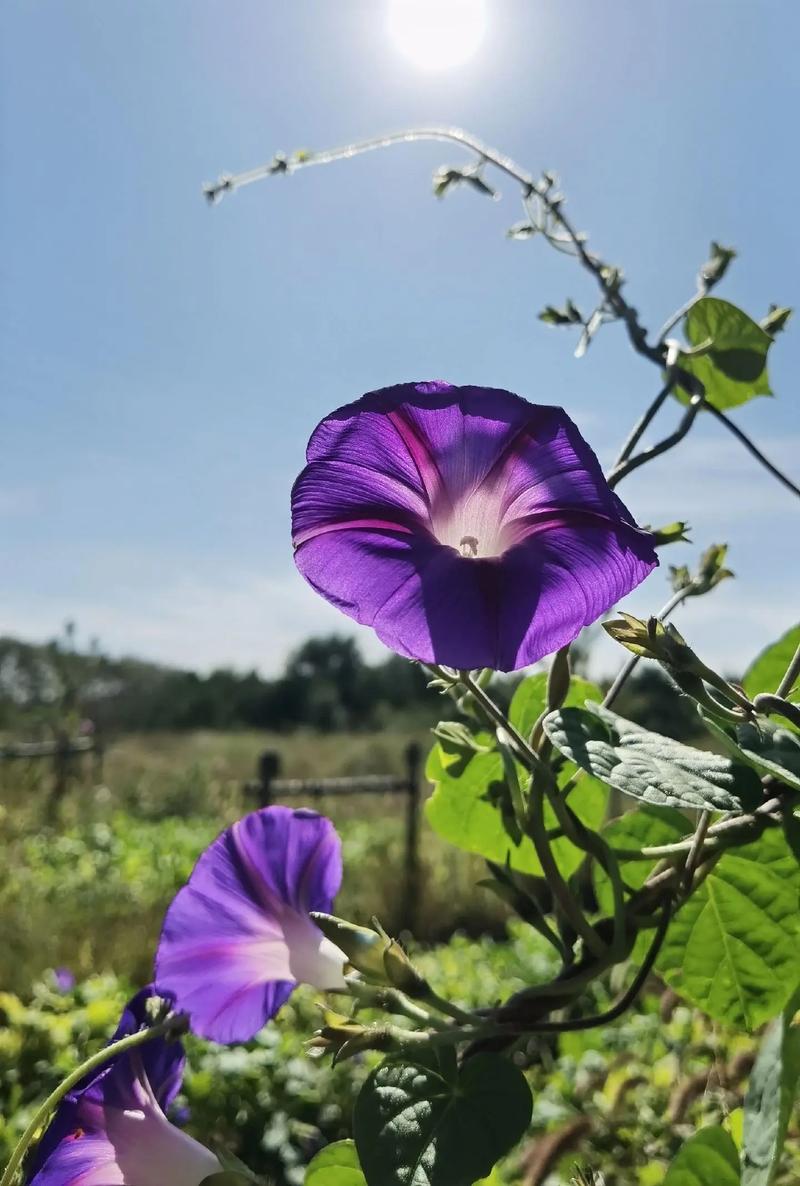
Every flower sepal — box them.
[311,913,389,981]
[383,940,429,998]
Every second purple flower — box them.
[292,381,658,671]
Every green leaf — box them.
[742,991,800,1186]
[425,745,539,874]
[542,702,762,813]
[699,714,800,792]
[663,1126,740,1185]
[676,297,774,410]
[425,741,606,879]
[305,1141,366,1186]
[509,673,602,741]
[743,623,800,698]
[594,804,691,914]
[657,829,800,1030]
[354,1049,532,1186]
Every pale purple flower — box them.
[28,987,220,1186]
[155,806,346,1044]
[52,967,76,993]
[291,382,658,671]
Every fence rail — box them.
[0,734,104,816]
[245,742,423,930]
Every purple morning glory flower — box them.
[291,382,658,671]
[155,806,346,1044]
[28,986,221,1186]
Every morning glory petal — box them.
[292,382,658,670]
[155,806,346,1044]
[28,990,219,1186]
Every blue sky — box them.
[2,0,798,677]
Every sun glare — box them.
[387,0,487,71]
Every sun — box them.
[387,0,487,71]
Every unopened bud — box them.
[311,913,388,981]
[383,940,429,998]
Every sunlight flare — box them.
[387,0,487,71]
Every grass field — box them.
[0,728,507,993]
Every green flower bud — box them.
[382,940,429,998]
[310,913,388,981]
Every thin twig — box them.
[208,126,800,505]
[607,395,704,488]
[611,378,676,471]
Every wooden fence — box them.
[245,741,424,930]
[0,734,104,817]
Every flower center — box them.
[431,485,511,559]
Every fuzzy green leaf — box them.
[542,702,762,813]
[354,1049,531,1186]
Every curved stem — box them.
[777,643,800,699]
[611,378,675,471]
[607,395,704,488]
[612,795,783,861]
[528,783,607,960]
[0,1016,186,1186]
[526,897,672,1034]
[656,290,704,344]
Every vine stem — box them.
[460,672,609,959]
[611,377,676,472]
[777,641,800,699]
[612,795,783,861]
[525,897,672,1034]
[708,405,800,501]
[206,125,800,501]
[0,1016,186,1186]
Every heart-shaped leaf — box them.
[658,829,800,1030]
[543,702,762,813]
[354,1049,531,1186]
[663,1125,740,1185]
[743,623,800,699]
[675,297,774,410]
[305,1141,367,1186]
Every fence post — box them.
[402,741,422,932]
[92,734,105,786]
[48,730,71,822]
[256,750,281,808]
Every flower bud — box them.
[310,913,388,981]
[383,940,429,998]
